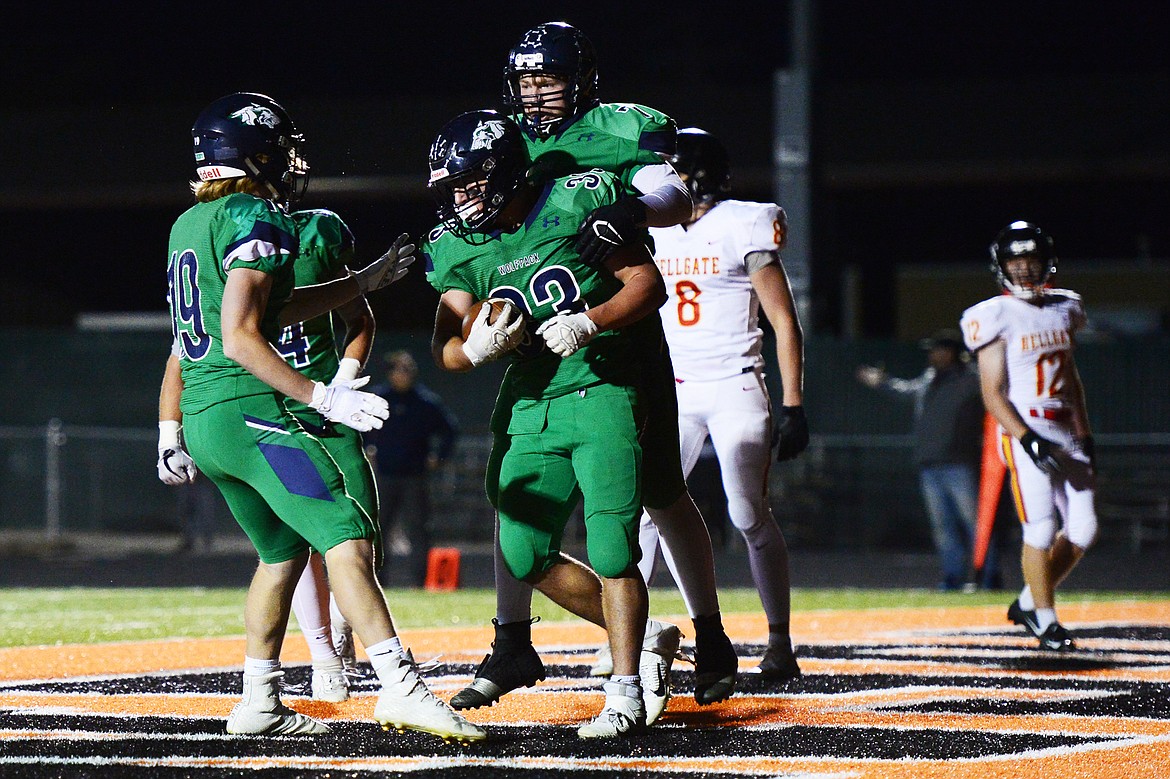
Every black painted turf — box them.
[3,629,1164,778]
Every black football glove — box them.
[774,405,810,462]
[1020,430,1063,475]
[575,196,647,268]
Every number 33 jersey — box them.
[650,200,787,382]
[960,290,1086,417]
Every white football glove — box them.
[157,420,198,485]
[536,312,598,357]
[462,299,526,367]
[309,377,389,432]
[351,234,416,294]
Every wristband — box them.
[158,420,181,450]
[334,357,361,383]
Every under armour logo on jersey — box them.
[230,104,280,129]
[576,132,596,142]
[543,215,561,228]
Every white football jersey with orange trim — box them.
[960,290,1086,418]
[651,200,786,381]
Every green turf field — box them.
[2,587,1163,647]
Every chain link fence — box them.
[2,422,1165,554]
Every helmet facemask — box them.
[508,72,575,138]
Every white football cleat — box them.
[311,661,350,702]
[226,671,329,736]
[578,681,646,739]
[639,620,681,725]
[374,655,486,743]
[590,642,613,677]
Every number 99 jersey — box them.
[650,200,787,382]
[960,290,1086,423]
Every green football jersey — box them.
[423,170,646,400]
[516,102,678,194]
[167,193,299,414]
[274,209,357,384]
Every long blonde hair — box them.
[190,177,268,203]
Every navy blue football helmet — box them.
[427,110,529,235]
[503,21,599,137]
[989,221,1057,298]
[191,92,309,205]
[672,128,731,206]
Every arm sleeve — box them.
[630,162,692,227]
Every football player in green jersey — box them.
[424,109,670,739]
[456,21,738,712]
[161,92,482,742]
[159,207,379,706]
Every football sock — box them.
[494,522,536,624]
[648,496,721,618]
[494,618,534,649]
[365,636,405,675]
[312,656,343,672]
[1018,587,1035,611]
[741,518,792,629]
[243,657,280,676]
[768,624,793,653]
[1035,608,1057,631]
[611,674,640,692]
[636,514,661,585]
[692,611,726,638]
[302,626,338,663]
[290,554,335,661]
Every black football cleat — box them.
[751,644,803,684]
[693,623,738,705]
[1007,598,1043,638]
[450,641,545,710]
[1038,622,1076,651]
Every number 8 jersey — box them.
[960,290,1086,418]
[650,200,787,382]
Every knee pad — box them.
[726,497,771,538]
[585,515,638,578]
[497,520,543,581]
[1021,516,1058,550]
[1064,514,1098,551]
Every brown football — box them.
[461,299,509,341]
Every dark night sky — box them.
[3,1,1168,333]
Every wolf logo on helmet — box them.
[470,119,507,152]
[229,103,281,129]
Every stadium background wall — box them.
[0,328,1165,552]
